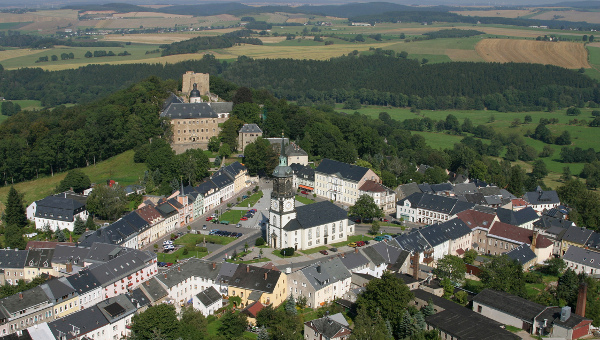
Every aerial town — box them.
[0,1,599,339]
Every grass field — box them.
[336,104,600,189]
[238,191,263,208]
[0,150,146,210]
[217,209,246,224]
[295,195,315,205]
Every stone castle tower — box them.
[182,71,209,99]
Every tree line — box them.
[0,31,123,49]
[160,30,263,56]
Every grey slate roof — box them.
[155,201,178,217]
[129,287,151,309]
[97,294,136,322]
[217,262,238,283]
[524,186,560,206]
[430,183,453,194]
[229,264,281,294]
[393,230,431,253]
[496,207,539,226]
[537,306,591,329]
[505,244,537,265]
[340,252,370,271]
[370,241,402,265]
[208,102,233,114]
[24,249,53,268]
[52,245,89,265]
[562,225,594,245]
[41,277,76,302]
[88,250,153,287]
[210,171,234,190]
[399,193,474,216]
[156,258,221,289]
[388,250,410,273]
[0,250,28,269]
[473,289,545,322]
[426,309,521,340]
[360,246,386,266]
[396,182,422,199]
[563,246,600,270]
[453,183,478,196]
[196,286,222,307]
[139,277,169,303]
[418,183,433,194]
[420,218,472,248]
[315,159,372,182]
[283,201,347,231]
[585,232,600,250]
[84,243,129,264]
[47,305,109,340]
[285,143,308,157]
[160,103,218,119]
[66,268,101,295]
[34,194,86,222]
[0,286,51,316]
[305,313,351,339]
[222,162,247,178]
[300,258,351,291]
[239,123,262,134]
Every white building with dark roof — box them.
[524,186,561,213]
[304,313,352,340]
[193,286,223,316]
[238,123,262,152]
[314,158,380,205]
[30,193,89,232]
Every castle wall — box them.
[182,72,210,97]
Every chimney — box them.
[576,282,588,317]
[246,266,250,273]
[411,252,420,280]
[212,262,216,270]
[66,263,73,273]
[316,265,321,273]
[264,272,268,280]
[18,292,23,299]
[531,231,538,251]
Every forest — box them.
[0,31,123,49]
[0,54,597,112]
[159,30,263,57]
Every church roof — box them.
[282,201,347,231]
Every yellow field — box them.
[475,39,590,69]
[94,17,200,29]
[451,9,537,18]
[0,49,42,62]
[445,49,484,62]
[287,17,309,24]
[532,10,600,24]
[102,33,208,44]
[258,36,287,44]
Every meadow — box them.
[336,104,599,189]
[0,150,147,210]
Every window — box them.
[477,305,482,313]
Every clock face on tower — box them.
[271,200,279,210]
[284,201,293,212]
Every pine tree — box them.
[421,299,435,317]
[398,310,412,339]
[257,326,270,340]
[413,311,426,331]
[385,320,394,340]
[56,229,65,242]
[4,224,24,249]
[285,294,297,314]
[4,187,27,229]
[85,216,96,231]
[73,216,86,235]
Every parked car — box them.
[202,225,207,230]
[301,190,308,195]
[374,236,385,241]
[319,250,329,255]
[391,220,402,225]
[236,223,242,228]
[364,241,370,245]
[157,262,167,267]
[242,195,249,199]
[356,241,366,247]
[163,240,173,245]
[212,219,219,224]
[383,235,393,241]
[329,247,338,252]
[348,242,357,248]
[165,262,174,267]
[363,217,373,223]
[221,221,230,225]
[206,217,213,221]
[240,217,248,221]
[382,219,389,222]
[236,233,243,237]
[177,232,184,236]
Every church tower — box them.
[268,135,296,249]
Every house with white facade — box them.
[287,258,351,308]
[563,246,600,276]
[30,193,89,232]
[524,186,561,214]
[193,286,223,316]
[314,158,380,205]
[359,180,396,214]
[396,192,474,225]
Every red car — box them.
[356,241,366,247]
[206,217,213,221]
[240,217,248,221]
[319,250,329,255]
[383,219,389,222]
[301,190,308,195]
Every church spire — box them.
[279,131,287,167]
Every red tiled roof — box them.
[512,198,529,207]
[488,221,552,248]
[456,209,496,230]
[242,301,265,318]
[456,248,465,255]
[135,205,162,224]
[26,241,75,250]
[359,180,387,193]
[261,262,279,271]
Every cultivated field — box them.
[112,12,194,18]
[531,10,600,24]
[102,32,211,44]
[450,9,537,18]
[475,39,590,69]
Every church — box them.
[267,138,354,251]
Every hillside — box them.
[0,150,146,210]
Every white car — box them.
[163,240,173,246]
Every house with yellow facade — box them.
[228,264,287,309]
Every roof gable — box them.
[315,159,372,182]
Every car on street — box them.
[210,229,218,235]
[374,236,385,241]
[177,232,183,236]
[319,250,328,255]
[165,262,174,267]
[329,247,338,252]
[249,209,257,212]
[363,218,373,223]
[206,217,213,221]
[301,190,308,195]
[240,217,248,221]
[202,225,207,230]
[391,220,402,225]
[356,241,366,247]
[242,195,249,199]
[348,242,357,247]
[236,223,242,228]
[157,262,167,267]
[236,232,243,237]
[163,240,173,245]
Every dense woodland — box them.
[0,54,597,111]
[0,31,123,49]
[160,30,263,56]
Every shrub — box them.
[255,237,266,246]
[182,248,189,255]
[280,247,294,256]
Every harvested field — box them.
[102,33,205,44]
[93,17,200,29]
[445,48,484,62]
[112,12,194,18]
[0,48,42,62]
[265,13,289,23]
[287,17,308,24]
[259,36,287,43]
[475,39,590,68]
[532,10,600,24]
[451,9,537,18]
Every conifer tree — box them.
[56,229,65,242]
[285,294,297,314]
[85,216,96,231]
[73,216,86,235]
[421,299,435,317]
[257,326,270,340]
[4,187,26,229]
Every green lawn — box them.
[0,150,146,209]
[218,209,246,224]
[504,325,522,333]
[174,233,235,246]
[331,235,373,248]
[157,248,208,263]
[239,191,263,208]
[295,195,315,205]
[301,245,329,255]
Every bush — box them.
[524,271,543,284]
[280,247,294,256]
[255,237,266,246]
[182,248,189,255]
[197,247,207,252]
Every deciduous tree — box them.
[349,195,383,220]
